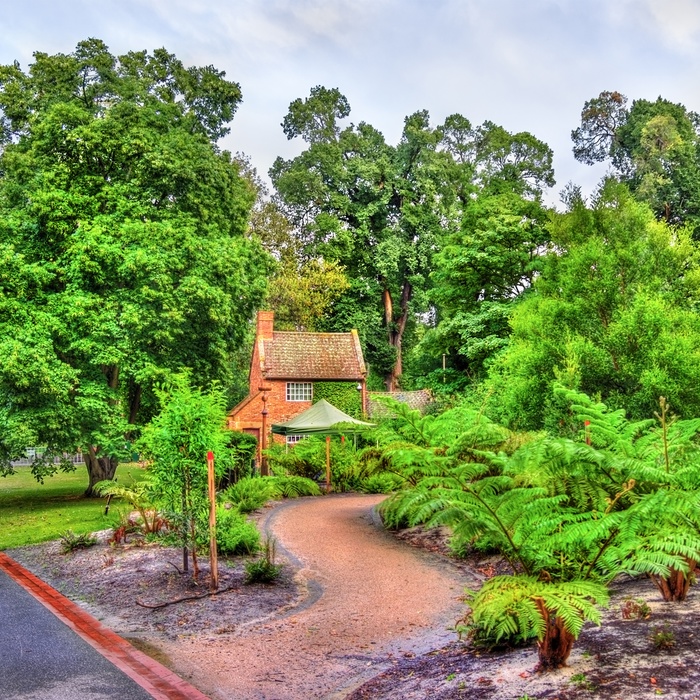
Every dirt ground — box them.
[9,493,700,700]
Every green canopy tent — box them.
[271,399,374,490]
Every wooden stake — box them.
[207,450,218,591]
[325,435,331,493]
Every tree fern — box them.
[464,575,608,668]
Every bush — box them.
[269,475,321,498]
[266,437,364,490]
[265,442,322,480]
[220,431,258,488]
[216,507,260,555]
[60,530,98,553]
[221,477,278,514]
[244,536,282,584]
[358,473,403,494]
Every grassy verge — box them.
[0,465,143,550]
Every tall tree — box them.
[0,39,269,493]
[408,116,554,389]
[271,88,554,390]
[572,91,700,232]
[271,87,443,389]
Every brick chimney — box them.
[256,310,274,340]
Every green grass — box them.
[0,465,143,550]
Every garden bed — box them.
[7,518,700,699]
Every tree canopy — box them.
[0,39,269,492]
[572,91,700,232]
[484,180,700,430]
[271,86,553,390]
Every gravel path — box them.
[156,493,470,700]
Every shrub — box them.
[651,626,675,649]
[269,475,321,498]
[221,477,278,514]
[94,475,162,534]
[216,507,260,555]
[60,530,98,553]
[265,442,321,480]
[267,437,364,490]
[220,431,258,488]
[462,576,608,668]
[108,512,141,545]
[244,536,282,584]
[620,597,651,620]
[358,473,403,494]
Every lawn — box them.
[0,465,143,549]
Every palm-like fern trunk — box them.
[651,560,695,602]
[535,600,576,670]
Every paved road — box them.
[0,567,154,700]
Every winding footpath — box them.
[157,493,473,700]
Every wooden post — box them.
[325,435,331,493]
[584,420,591,446]
[207,451,218,591]
[259,384,271,476]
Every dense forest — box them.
[2,40,700,488]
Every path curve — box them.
[159,494,469,700]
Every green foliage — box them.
[651,626,676,649]
[272,87,554,388]
[270,475,322,498]
[59,529,98,553]
[421,191,550,381]
[267,436,363,491]
[0,39,269,493]
[313,382,362,419]
[94,474,161,533]
[484,181,700,430]
[266,259,349,332]
[220,474,321,513]
[220,477,278,514]
[620,597,651,620]
[244,536,283,584]
[141,376,233,575]
[370,388,700,662]
[215,506,260,555]
[573,91,700,231]
[221,431,258,487]
[569,672,595,691]
[463,576,607,648]
[358,472,404,494]
[265,442,319,480]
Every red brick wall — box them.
[228,379,314,453]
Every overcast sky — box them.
[3,0,700,206]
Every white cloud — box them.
[608,0,700,53]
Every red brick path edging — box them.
[0,551,210,700]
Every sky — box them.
[3,0,700,206]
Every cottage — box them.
[227,311,367,458]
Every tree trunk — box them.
[384,281,412,391]
[535,601,576,671]
[84,448,118,497]
[651,561,695,602]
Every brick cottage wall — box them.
[227,310,367,460]
[227,379,313,450]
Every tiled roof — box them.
[262,331,366,380]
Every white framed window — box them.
[286,434,304,445]
[286,382,312,402]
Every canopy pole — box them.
[325,435,331,493]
